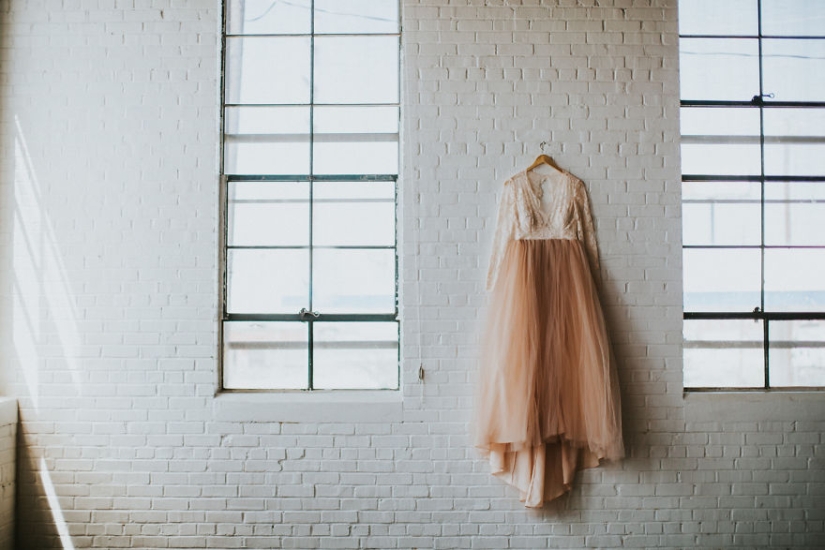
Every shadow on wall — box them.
[0,4,84,548]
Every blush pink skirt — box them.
[475,238,624,507]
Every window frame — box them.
[679,0,825,391]
[218,0,402,393]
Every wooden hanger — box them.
[526,153,562,173]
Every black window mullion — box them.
[756,0,769,388]
[308,0,316,391]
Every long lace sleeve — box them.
[574,180,602,285]
[486,179,516,291]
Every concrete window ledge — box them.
[212,391,403,423]
[684,391,825,423]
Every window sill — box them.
[684,390,825,422]
[213,390,403,423]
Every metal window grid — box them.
[219,1,401,391]
[680,1,825,390]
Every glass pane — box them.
[765,182,825,246]
[683,248,761,311]
[764,144,825,176]
[228,181,309,247]
[227,250,309,314]
[224,141,310,175]
[679,38,760,101]
[314,106,399,135]
[313,182,395,247]
[682,202,761,246]
[680,107,760,136]
[680,107,761,175]
[224,106,310,134]
[681,144,761,175]
[313,141,399,175]
[223,321,308,390]
[770,320,825,387]
[761,0,825,37]
[225,37,311,105]
[226,0,312,35]
[313,249,396,314]
[678,0,757,36]
[223,107,310,175]
[314,36,399,104]
[314,0,399,34]
[765,249,825,312]
[762,39,825,102]
[684,319,765,388]
[764,108,825,138]
[313,322,399,389]
[682,181,761,246]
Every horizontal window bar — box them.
[225,133,399,143]
[225,313,398,322]
[231,198,394,204]
[682,135,825,145]
[227,340,398,351]
[683,175,825,182]
[685,312,825,320]
[225,33,401,38]
[683,245,825,249]
[226,245,396,250]
[226,174,397,182]
[680,34,825,40]
[681,100,825,108]
[684,199,825,205]
[224,103,400,108]
[684,387,825,393]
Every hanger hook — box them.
[539,141,550,153]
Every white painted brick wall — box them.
[0,0,823,548]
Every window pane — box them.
[225,37,311,105]
[313,249,396,314]
[314,106,399,135]
[680,107,761,175]
[761,0,825,37]
[765,182,825,246]
[682,182,761,246]
[762,39,825,102]
[313,181,395,247]
[226,0,312,35]
[680,107,760,136]
[684,319,765,388]
[224,141,310,175]
[228,181,309,247]
[224,106,310,135]
[314,0,399,34]
[679,38,760,101]
[765,249,825,312]
[683,249,761,311]
[223,107,310,175]
[313,141,399,175]
[314,36,399,104]
[678,0,757,36]
[313,322,399,389]
[223,322,308,390]
[763,108,825,176]
[227,250,309,314]
[769,320,825,387]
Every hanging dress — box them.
[475,163,624,508]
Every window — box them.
[220,0,400,391]
[679,0,825,389]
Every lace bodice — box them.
[487,165,601,290]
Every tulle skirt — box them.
[475,238,623,508]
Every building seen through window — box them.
[220,0,400,390]
[679,0,825,388]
